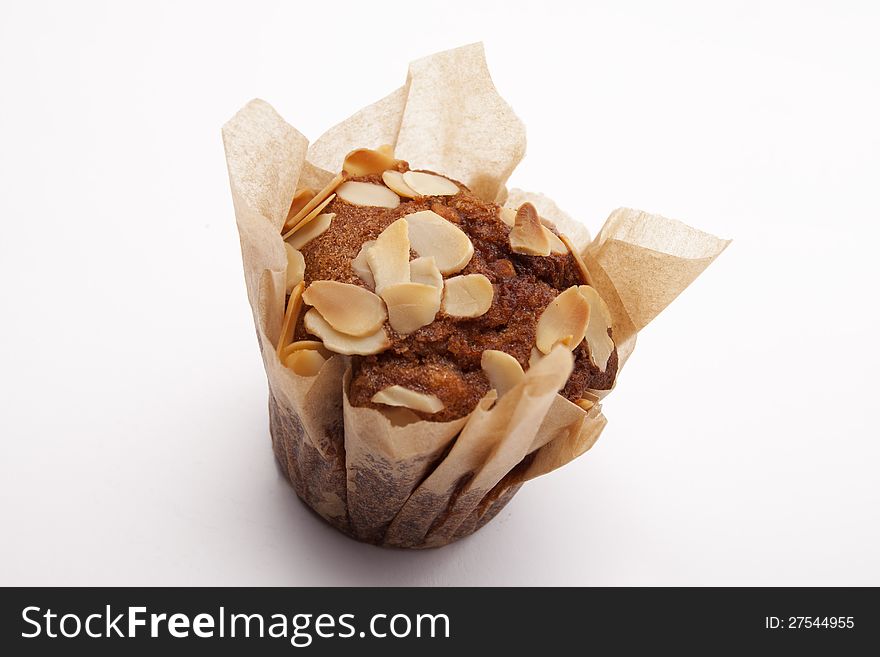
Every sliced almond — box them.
[351,240,376,289]
[577,285,614,372]
[303,308,390,356]
[286,187,315,226]
[402,171,459,196]
[442,274,494,318]
[343,147,398,176]
[284,244,305,293]
[286,212,333,250]
[380,282,440,335]
[498,206,517,227]
[559,232,593,285]
[405,210,474,274]
[509,202,551,256]
[276,281,305,359]
[543,226,568,254]
[302,280,386,337]
[535,285,590,354]
[481,350,525,397]
[282,194,335,240]
[367,218,410,293]
[382,170,418,198]
[575,398,595,412]
[529,346,543,368]
[284,349,327,376]
[371,385,445,414]
[409,256,443,290]
[336,181,400,208]
[281,340,326,359]
[283,173,342,233]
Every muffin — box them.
[223,44,728,549]
[278,147,618,424]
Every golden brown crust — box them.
[294,163,618,420]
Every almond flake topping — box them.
[366,218,410,293]
[409,256,443,290]
[343,147,399,176]
[509,202,551,256]
[286,187,315,225]
[481,350,525,397]
[283,340,331,377]
[380,282,441,335]
[301,280,386,337]
[282,193,336,241]
[535,285,590,354]
[303,308,390,356]
[442,274,494,318]
[284,244,305,293]
[405,210,474,275]
[578,285,614,372]
[371,385,445,414]
[276,281,305,359]
[283,173,343,234]
[382,170,418,198]
[285,349,327,376]
[286,212,333,250]
[351,240,377,289]
[559,233,593,285]
[336,181,400,208]
[402,171,459,196]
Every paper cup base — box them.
[268,393,520,549]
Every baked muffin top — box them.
[278,148,617,422]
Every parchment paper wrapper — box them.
[222,44,729,548]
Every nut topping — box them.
[285,349,327,376]
[529,346,543,368]
[286,187,315,225]
[380,282,441,335]
[402,171,459,196]
[283,172,343,234]
[282,193,336,241]
[575,398,595,412]
[371,385,445,414]
[442,274,494,318]
[498,206,517,227]
[367,218,410,293]
[343,147,399,176]
[303,307,390,355]
[336,181,400,208]
[578,285,614,372]
[405,210,474,274]
[481,350,525,397]
[286,212,333,250]
[281,340,325,358]
[382,170,418,198]
[559,233,593,285]
[302,280,386,337]
[282,341,331,377]
[509,202,551,256]
[351,240,377,289]
[543,226,568,254]
[502,206,566,253]
[284,244,305,293]
[535,285,590,354]
[409,256,443,290]
[276,281,305,359]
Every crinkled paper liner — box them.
[222,43,729,548]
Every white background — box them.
[2,0,878,586]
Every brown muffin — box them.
[282,151,617,422]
